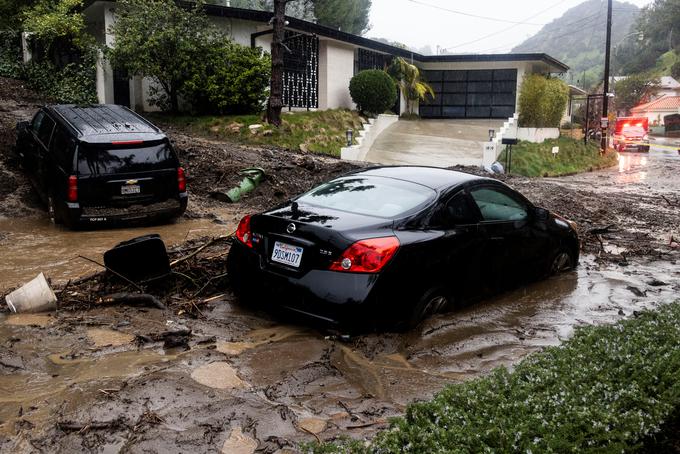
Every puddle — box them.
[3,313,53,327]
[221,426,258,454]
[0,349,172,426]
[191,362,247,390]
[86,328,135,348]
[0,212,238,293]
[216,325,303,356]
[297,417,327,434]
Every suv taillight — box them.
[67,175,78,202]
[329,236,400,273]
[177,167,186,192]
[235,215,253,248]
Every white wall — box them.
[209,17,261,47]
[318,40,356,110]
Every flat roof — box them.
[85,1,569,73]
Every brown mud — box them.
[1,76,679,452]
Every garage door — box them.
[419,69,517,119]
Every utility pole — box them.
[601,0,613,151]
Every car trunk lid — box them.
[250,202,394,276]
[75,140,180,208]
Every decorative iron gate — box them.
[283,32,319,109]
[420,69,517,119]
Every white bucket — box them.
[5,273,57,313]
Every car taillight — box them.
[329,236,400,273]
[177,167,186,192]
[67,175,78,202]
[235,215,253,248]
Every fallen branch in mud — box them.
[98,293,166,310]
[57,418,126,433]
[170,235,232,267]
[589,224,616,235]
[345,419,388,429]
[77,255,145,293]
[661,195,678,207]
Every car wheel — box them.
[549,249,574,275]
[408,287,450,329]
[47,194,62,225]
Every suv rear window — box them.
[77,141,176,175]
[297,176,436,218]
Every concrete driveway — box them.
[364,119,504,167]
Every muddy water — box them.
[0,211,240,293]
[0,255,678,452]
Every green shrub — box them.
[518,74,569,128]
[0,30,23,78]
[349,69,397,115]
[181,42,271,114]
[21,48,97,104]
[671,60,680,80]
[314,301,680,453]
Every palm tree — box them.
[387,57,435,116]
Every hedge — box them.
[313,301,680,453]
[518,74,569,128]
[349,69,397,116]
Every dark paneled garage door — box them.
[419,69,517,119]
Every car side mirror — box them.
[533,207,549,221]
[16,121,29,133]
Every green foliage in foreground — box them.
[313,301,680,453]
[155,109,364,157]
[498,137,618,177]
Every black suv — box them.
[16,104,187,228]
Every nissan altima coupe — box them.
[227,166,579,329]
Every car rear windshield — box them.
[77,141,176,175]
[296,176,436,218]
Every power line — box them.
[440,0,568,52]
[404,0,547,26]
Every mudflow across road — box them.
[1,82,680,451]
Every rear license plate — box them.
[271,241,304,268]
[121,185,141,195]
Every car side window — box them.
[50,127,74,170]
[442,191,477,226]
[36,114,55,148]
[470,187,528,222]
[31,111,45,133]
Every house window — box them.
[356,48,393,73]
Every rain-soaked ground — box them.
[0,141,679,453]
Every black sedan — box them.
[227,166,579,329]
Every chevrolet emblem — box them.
[126,180,138,185]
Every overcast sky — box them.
[368,0,653,54]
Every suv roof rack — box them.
[49,104,161,140]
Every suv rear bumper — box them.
[62,193,187,226]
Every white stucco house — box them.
[69,1,569,119]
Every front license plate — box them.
[271,241,304,268]
[121,184,141,195]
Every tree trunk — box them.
[266,0,287,127]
